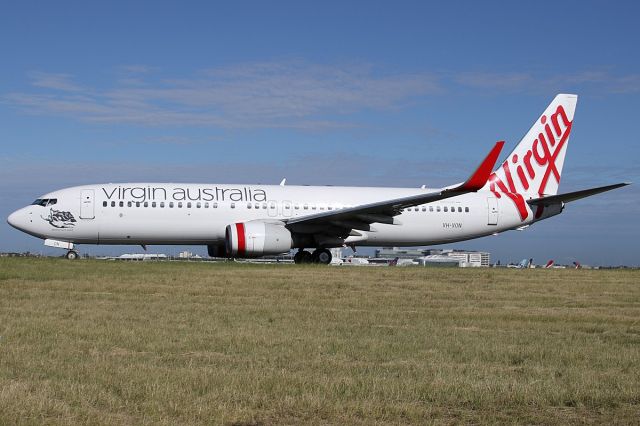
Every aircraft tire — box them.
[294,250,313,264]
[66,250,78,260]
[312,248,332,265]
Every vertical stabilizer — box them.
[488,94,577,197]
[485,94,577,220]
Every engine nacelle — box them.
[225,221,292,257]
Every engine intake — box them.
[225,222,292,257]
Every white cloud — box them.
[28,71,85,92]
[7,64,640,131]
[5,62,441,129]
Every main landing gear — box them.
[294,248,332,265]
[65,250,79,260]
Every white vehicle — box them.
[7,94,629,264]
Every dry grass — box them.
[0,258,639,425]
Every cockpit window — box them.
[31,198,57,207]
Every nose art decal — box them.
[41,208,77,228]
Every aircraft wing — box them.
[526,182,630,206]
[286,141,504,233]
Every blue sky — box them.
[1,1,638,265]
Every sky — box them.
[1,1,639,266]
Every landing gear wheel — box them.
[312,248,332,265]
[65,250,78,260]
[294,250,313,264]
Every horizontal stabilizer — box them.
[527,183,630,206]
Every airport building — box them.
[444,250,490,267]
[374,247,490,267]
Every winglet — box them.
[457,141,504,191]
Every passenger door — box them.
[487,196,498,225]
[80,189,95,219]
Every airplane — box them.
[7,94,630,264]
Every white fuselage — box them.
[8,182,559,248]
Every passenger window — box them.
[437,206,441,212]
[465,207,470,213]
[247,203,252,209]
[213,202,218,208]
[429,206,434,212]
[127,201,132,207]
[444,206,448,212]
[103,201,107,207]
[111,201,116,207]
[254,203,260,209]
[328,206,333,210]
[152,202,156,208]
[178,202,183,208]
[458,207,462,212]
[187,202,192,208]
[451,206,455,212]
[303,204,308,210]
[230,203,235,208]
[204,202,209,208]
[144,202,148,207]
[136,202,141,207]
[196,202,201,208]
[119,201,124,207]
[169,202,174,208]
[422,206,426,211]
[294,205,299,210]
[160,202,165,208]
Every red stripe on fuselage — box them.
[235,223,245,256]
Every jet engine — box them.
[225,221,292,257]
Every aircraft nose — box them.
[7,210,24,230]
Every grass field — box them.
[0,258,638,425]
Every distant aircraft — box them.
[545,260,555,268]
[7,94,630,264]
